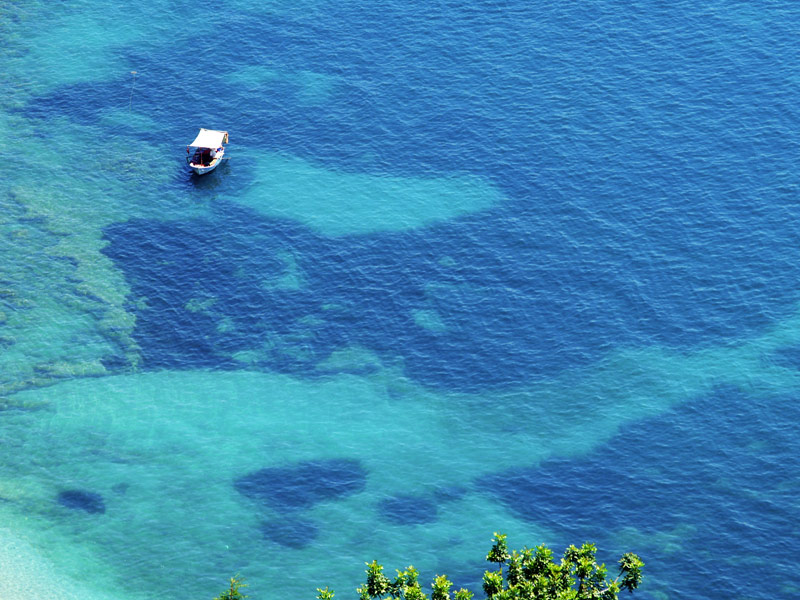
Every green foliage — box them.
[506,551,524,587]
[486,532,511,568]
[392,566,421,597]
[318,587,336,600]
[391,566,427,600]
[320,534,643,600]
[431,575,453,600]
[618,553,644,593]
[453,589,474,600]
[213,575,248,600]
[482,570,504,598]
[358,561,392,600]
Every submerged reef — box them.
[260,517,319,549]
[56,489,106,514]
[378,493,438,525]
[234,458,367,511]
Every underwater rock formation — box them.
[234,458,367,511]
[57,489,106,514]
[260,517,319,549]
[378,494,438,525]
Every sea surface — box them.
[1,2,799,599]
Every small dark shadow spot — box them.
[379,494,438,525]
[111,482,129,495]
[432,484,468,503]
[57,489,106,514]
[260,517,319,549]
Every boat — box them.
[186,128,229,175]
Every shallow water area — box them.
[3,317,800,598]
[234,152,502,236]
[0,369,554,598]
[0,527,129,600]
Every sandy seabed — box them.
[0,527,123,600]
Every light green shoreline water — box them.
[3,306,800,599]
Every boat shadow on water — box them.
[179,159,232,190]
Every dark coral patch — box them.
[260,517,319,549]
[57,489,106,514]
[378,494,438,525]
[234,458,367,511]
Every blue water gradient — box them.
[480,386,800,600]
[84,0,800,389]
[4,1,800,599]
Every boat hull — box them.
[187,147,224,175]
[190,159,220,175]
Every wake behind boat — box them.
[186,128,229,175]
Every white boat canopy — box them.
[188,128,229,149]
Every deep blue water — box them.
[481,386,800,599]
[45,0,800,389]
[4,1,800,599]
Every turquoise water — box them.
[2,2,800,599]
